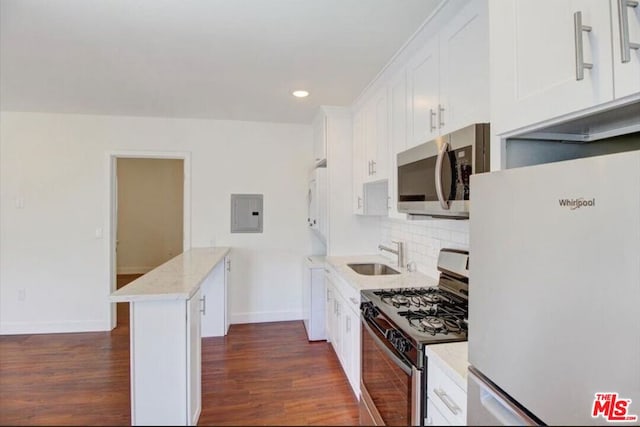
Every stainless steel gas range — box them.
[359,249,469,426]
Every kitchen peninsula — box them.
[110,247,230,426]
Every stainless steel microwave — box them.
[397,123,490,219]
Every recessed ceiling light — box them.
[292,90,310,98]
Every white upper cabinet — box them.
[407,0,489,149]
[407,36,441,148]
[439,0,490,134]
[308,167,328,242]
[611,0,640,99]
[361,87,390,183]
[490,0,617,134]
[388,68,408,219]
[313,110,327,164]
[352,110,366,214]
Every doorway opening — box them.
[107,151,191,329]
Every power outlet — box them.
[17,289,26,302]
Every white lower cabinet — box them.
[324,267,361,398]
[426,359,467,425]
[303,257,326,341]
[200,255,230,337]
[130,289,203,426]
[186,288,202,425]
[426,399,452,426]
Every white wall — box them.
[379,218,469,278]
[0,111,312,334]
[117,158,184,274]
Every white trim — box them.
[230,310,303,325]
[497,93,640,139]
[106,150,192,330]
[0,320,110,335]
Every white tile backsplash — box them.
[380,217,469,278]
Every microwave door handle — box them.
[435,141,450,210]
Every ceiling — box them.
[0,0,441,124]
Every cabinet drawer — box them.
[427,360,467,425]
[426,399,451,426]
[325,265,360,309]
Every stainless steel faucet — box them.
[378,240,406,269]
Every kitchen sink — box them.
[347,263,400,276]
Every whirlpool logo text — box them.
[558,198,595,210]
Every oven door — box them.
[360,316,423,426]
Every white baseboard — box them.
[0,319,110,335]
[117,266,154,275]
[230,309,303,325]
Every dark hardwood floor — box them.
[200,322,359,426]
[0,275,359,426]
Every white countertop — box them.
[306,255,326,268]
[425,342,469,390]
[110,247,230,302]
[325,254,439,291]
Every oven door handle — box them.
[361,317,412,376]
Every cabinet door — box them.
[308,175,318,230]
[490,0,613,134]
[324,278,334,343]
[388,68,408,219]
[224,256,230,334]
[200,261,226,338]
[611,0,640,98]
[186,289,202,425]
[439,0,490,134]
[352,111,366,214]
[316,168,328,241]
[345,303,361,398]
[313,112,327,163]
[369,87,389,182]
[407,37,440,148]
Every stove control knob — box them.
[387,331,410,353]
[394,338,410,353]
[360,302,378,319]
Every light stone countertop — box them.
[425,342,469,390]
[306,255,326,268]
[110,247,230,302]
[325,254,439,291]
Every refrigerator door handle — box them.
[469,367,539,426]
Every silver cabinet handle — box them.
[435,141,450,210]
[429,108,436,132]
[357,196,362,209]
[200,295,206,315]
[346,315,351,332]
[574,11,593,80]
[617,0,640,63]
[438,104,445,128]
[434,388,461,415]
[226,259,231,272]
[371,160,376,175]
[368,160,372,176]
[387,196,391,209]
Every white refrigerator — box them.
[467,150,640,425]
